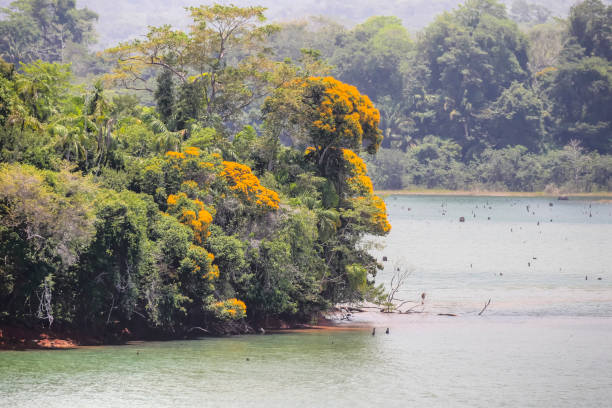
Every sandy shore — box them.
[265,306,435,334]
[0,325,83,350]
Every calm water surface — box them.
[370,195,612,316]
[1,195,611,407]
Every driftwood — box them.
[478,299,491,316]
[437,313,457,317]
[355,305,384,310]
[187,326,210,334]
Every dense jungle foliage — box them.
[264,0,612,191]
[0,1,391,336]
[0,0,610,336]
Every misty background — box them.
[1,0,590,48]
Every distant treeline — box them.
[367,143,612,192]
[0,0,581,49]
[264,0,612,191]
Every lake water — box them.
[2,195,612,407]
[369,195,612,317]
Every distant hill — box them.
[1,0,601,49]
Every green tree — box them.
[1,59,70,169]
[0,0,98,64]
[407,135,467,189]
[15,60,71,122]
[0,164,96,324]
[414,0,530,156]
[140,108,185,153]
[543,57,612,153]
[76,189,155,330]
[154,68,175,127]
[376,96,414,150]
[105,4,280,125]
[482,81,544,151]
[331,16,412,102]
[567,0,612,60]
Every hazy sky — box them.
[1,0,596,48]
[75,0,465,47]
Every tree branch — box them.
[478,299,491,316]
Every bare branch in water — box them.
[478,299,492,316]
[384,259,420,313]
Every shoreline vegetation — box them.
[0,315,357,350]
[0,313,418,351]
[0,5,393,347]
[1,0,611,346]
[0,301,417,350]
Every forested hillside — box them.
[260,0,612,191]
[0,0,593,48]
[0,0,610,340]
[1,2,392,339]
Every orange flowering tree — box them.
[267,76,390,236]
[303,146,390,235]
[166,192,214,244]
[342,148,374,196]
[155,145,287,320]
[341,149,391,235]
[210,298,247,320]
[267,76,383,177]
[265,76,391,301]
[220,161,280,211]
[307,77,382,152]
[179,244,220,282]
[160,147,281,213]
[154,147,257,321]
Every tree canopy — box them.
[105,4,282,126]
[0,0,97,64]
[1,0,611,339]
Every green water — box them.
[2,195,612,407]
[2,318,612,407]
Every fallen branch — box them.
[187,326,210,334]
[401,309,425,314]
[395,299,419,310]
[403,303,425,313]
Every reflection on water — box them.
[1,195,611,407]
